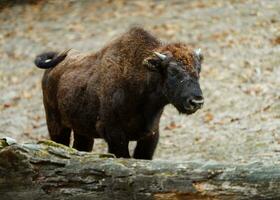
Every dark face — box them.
[144,51,204,114]
[162,56,203,114]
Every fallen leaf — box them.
[203,112,214,123]
[164,121,181,130]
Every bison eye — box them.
[169,68,187,80]
[169,66,179,76]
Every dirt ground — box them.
[0,0,279,163]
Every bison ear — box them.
[143,57,161,71]
[143,52,167,71]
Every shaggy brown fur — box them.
[35,27,204,159]
[157,43,200,76]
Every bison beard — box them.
[34,27,204,160]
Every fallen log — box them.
[0,138,279,200]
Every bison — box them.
[34,27,204,160]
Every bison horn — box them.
[195,48,201,57]
[154,52,167,60]
[45,59,52,63]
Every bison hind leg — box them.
[46,118,71,146]
[49,127,71,146]
[45,108,71,146]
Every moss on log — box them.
[0,138,280,200]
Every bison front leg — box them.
[108,141,130,158]
[73,131,94,152]
[104,127,130,158]
[133,130,159,160]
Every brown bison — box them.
[34,27,204,159]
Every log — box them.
[0,138,280,200]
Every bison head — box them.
[144,44,204,114]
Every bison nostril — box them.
[191,99,204,104]
[189,98,204,108]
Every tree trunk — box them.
[0,139,279,200]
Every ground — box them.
[0,0,279,163]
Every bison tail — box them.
[34,49,70,69]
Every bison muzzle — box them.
[34,27,204,160]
